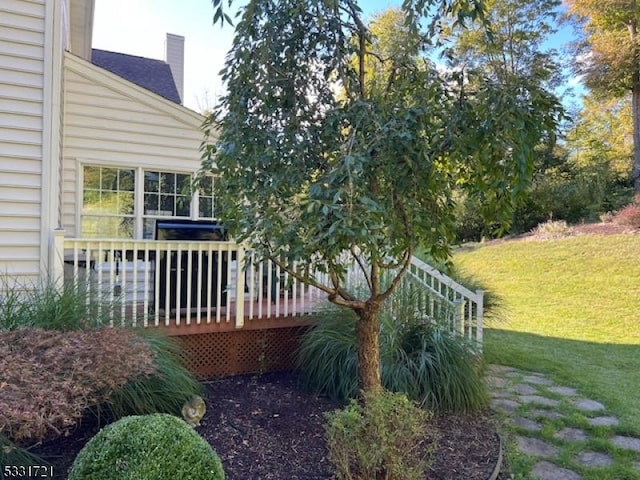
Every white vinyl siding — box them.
[0,0,46,279]
[62,52,206,238]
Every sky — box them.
[92,0,402,112]
[92,1,577,113]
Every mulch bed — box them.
[26,371,500,479]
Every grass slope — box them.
[454,234,640,431]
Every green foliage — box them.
[96,332,204,421]
[68,414,225,480]
[297,286,487,412]
[206,0,562,394]
[0,434,51,473]
[325,389,436,480]
[206,0,562,287]
[0,277,111,331]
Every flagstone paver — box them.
[611,435,640,452]
[547,386,578,396]
[573,399,605,412]
[513,416,542,431]
[513,383,539,395]
[531,461,582,480]
[575,451,614,468]
[490,398,519,414]
[553,427,589,442]
[516,436,559,457]
[587,416,619,427]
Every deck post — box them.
[235,245,245,328]
[475,289,484,349]
[52,229,65,290]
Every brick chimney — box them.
[165,33,184,104]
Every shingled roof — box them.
[91,49,181,104]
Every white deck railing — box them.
[54,233,483,344]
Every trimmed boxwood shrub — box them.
[68,414,225,480]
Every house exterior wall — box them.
[0,0,66,285]
[62,52,205,238]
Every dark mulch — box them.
[27,371,501,480]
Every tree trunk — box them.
[629,9,640,193]
[632,84,640,193]
[355,304,382,394]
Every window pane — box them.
[200,176,213,196]
[118,192,135,215]
[177,173,191,195]
[101,168,118,191]
[119,169,135,191]
[83,190,100,213]
[144,193,159,214]
[176,195,190,216]
[145,171,159,193]
[81,215,133,238]
[160,195,174,214]
[99,191,120,214]
[143,219,156,239]
[160,172,175,194]
[84,166,101,189]
[199,198,213,218]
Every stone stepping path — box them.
[486,364,640,479]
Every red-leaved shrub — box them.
[612,203,640,229]
[0,327,156,443]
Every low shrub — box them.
[68,414,225,480]
[325,389,436,480]
[530,219,574,239]
[297,286,487,412]
[612,203,640,229]
[0,327,156,443]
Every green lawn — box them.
[453,234,640,431]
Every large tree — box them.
[204,0,562,394]
[566,0,640,192]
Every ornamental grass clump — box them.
[68,414,225,480]
[297,283,487,412]
[325,389,437,480]
[0,277,112,331]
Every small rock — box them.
[519,395,560,407]
[573,399,605,412]
[575,451,613,468]
[547,386,578,396]
[531,461,582,480]
[587,416,619,427]
[611,435,640,452]
[553,427,589,442]
[516,436,559,457]
[523,375,554,386]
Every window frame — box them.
[77,161,217,239]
